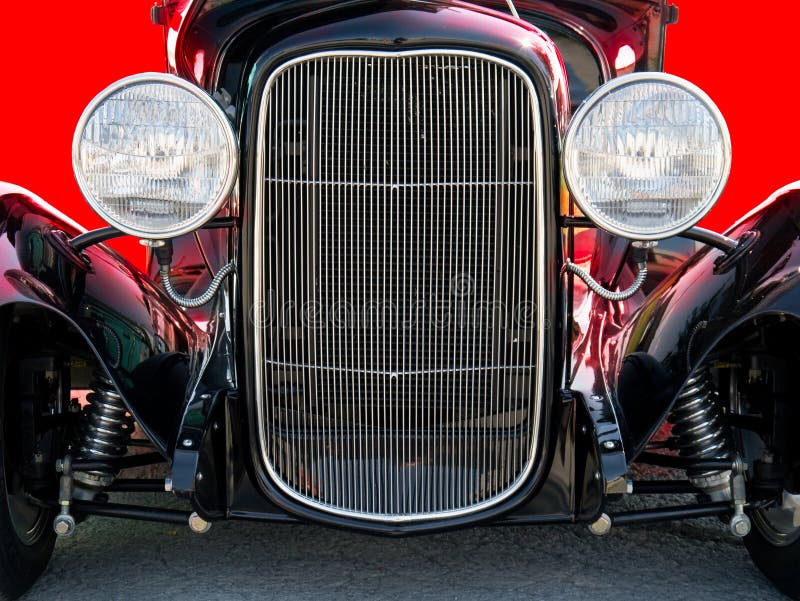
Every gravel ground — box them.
[21,493,785,601]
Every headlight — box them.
[72,73,238,239]
[563,72,731,240]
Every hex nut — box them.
[730,514,752,537]
[53,514,76,537]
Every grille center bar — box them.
[254,50,545,522]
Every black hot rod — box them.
[2,0,800,598]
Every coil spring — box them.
[75,374,134,491]
[668,368,733,499]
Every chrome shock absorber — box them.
[73,374,134,499]
[668,367,734,501]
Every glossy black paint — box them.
[0,183,201,456]
[603,185,800,459]
[175,0,670,95]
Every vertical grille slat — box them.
[255,50,544,521]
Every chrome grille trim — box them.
[253,49,546,522]
[264,360,531,377]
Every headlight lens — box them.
[72,73,237,239]
[563,73,731,240]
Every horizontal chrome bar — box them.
[265,359,534,377]
[264,178,536,187]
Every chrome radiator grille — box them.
[254,50,544,521]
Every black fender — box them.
[605,182,800,459]
[0,182,202,456]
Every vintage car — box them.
[2,0,800,598]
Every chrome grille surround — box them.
[253,49,546,522]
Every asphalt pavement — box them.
[21,492,785,601]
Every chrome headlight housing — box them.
[563,72,731,240]
[72,73,238,239]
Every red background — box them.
[1,1,798,265]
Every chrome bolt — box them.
[139,239,166,248]
[188,512,211,534]
[590,394,603,401]
[602,440,616,450]
[594,471,602,481]
[196,472,204,482]
[213,422,220,432]
[580,425,588,435]
[181,438,193,448]
[53,514,76,537]
[200,393,211,401]
[588,513,612,536]
[730,513,752,537]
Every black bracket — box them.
[714,230,760,274]
[150,3,167,26]
[665,4,679,25]
[560,217,742,254]
[171,389,232,519]
[67,217,238,252]
[571,389,629,496]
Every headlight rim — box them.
[71,71,239,240]
[562,71,732,241]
